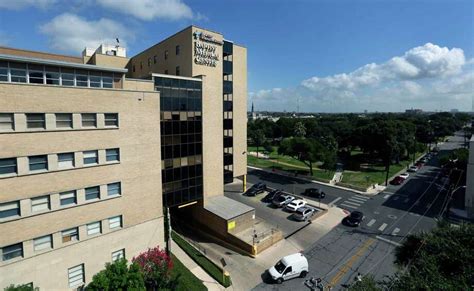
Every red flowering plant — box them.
[132,246,174,290]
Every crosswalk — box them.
[339,194,370,210]
[364,219,402,236]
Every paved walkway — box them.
[171,240,225,291]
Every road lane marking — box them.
[383,194,390,199]
[349,197,367,203]
[354,195,370,200]
[403,198,410,203]
[340,203,358,209]
[375,236,402,247]
[328,238,375,288]
[392,228,400,236]
[343,200,361,206]
[378,223,388,231]
[329,197,342,206]
[367,219,376,227]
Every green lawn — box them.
[247,155,334,182]
[171,232,232,288]
[170,254,207,291]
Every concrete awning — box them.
[204,195,254,220]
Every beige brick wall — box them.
[231,44,248,178]
[0,82,164,286]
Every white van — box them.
[268,253,309,284]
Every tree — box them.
[278,137,323,175]
[250,129,266,158]
[86,258,145,290]
[133,246,175,290]
[294,121,306,137]
[389,223,474,290]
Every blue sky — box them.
[0,0,472,112]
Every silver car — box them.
[293,206,315,221]
[272,195,295,208]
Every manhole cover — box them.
[388,215,397,219]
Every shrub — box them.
[132,246,175,290]
[86,258,145,290]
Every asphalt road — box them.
[252,132,465,290]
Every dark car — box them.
[390,176,405,185]
[262,189,282,202]
[244,182,266,196]
[342,211,364,227]
[303,188,326,199]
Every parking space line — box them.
[343,201,361,206]
[340,203,358,209]
[329,197,342,205]
[378,223,388,231]
[367,219,376,227]
[383,194,390,199]
[391,228,400,236]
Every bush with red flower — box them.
[132,246,175,290]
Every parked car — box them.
[407,165,418,172]
[285,199,306,212]
[293,206,316,221]
[399,172,410,180]
[262,189,282,203]
[244,182,266,196]
[342,211,364,227]
[390,176,405,185]
[268,253,309,284]
[272,195,295,208]
[303,188,326,199]
[415,162,423,168]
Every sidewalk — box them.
[171,240,226,291]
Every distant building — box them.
[405,108,423,114]
[451,109,459,113]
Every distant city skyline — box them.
[0,0,472,112]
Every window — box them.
[76,71,88,87]
[55,113,73,129]
[106,148,120,162]
[28,65,44,84]
[58,152,75,169]
[165,50,168,60]
[31,196,50,212]
[0,61,7,81]
[164,69,168,75]
[62,227,79,243]
[176,66,180,76]
[112,249,125,261]
[68,264,84,288]
[0,158,17,175]
[10,63,26,83]
[0,201,20,219]
[107,182,121,196]
[45,66,60,85]
[61,69,74,86]
[34,235,52,251]
[26,113,45,129]
[2,243,23,261]
[132,65,136,73]
[85,186,100,200]
[109,215,122,229]
[0,113,14,131]
[176,45,180,55]
[148,58,151,67]
[153,55,157,64]
[81,113,96,128]
[29,155,48,172]
[83,150,98,165]
[140,62,143,70]
[104,113,118,127]
[89,74,101,88]
[60,191,76,206]
[102,73,113,88]
[87,221,101,236]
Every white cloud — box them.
[251,43,473,112]
[96,0,195,21]
[0,0,57,10]
[39,13,133,53]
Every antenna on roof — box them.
[115,38,120,48]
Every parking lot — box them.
[225,181,327,237]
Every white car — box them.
[285,199,306,212]
[268,253,309,284]
[399,172,409,179]
[408,166,418,172]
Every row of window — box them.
[133,45,181,73]
[0,61,121,89]
[155,77,202,90]
[0,112,118,132]
[0,181,122,221]
[0,148,119,177]
[161,111,202,121]
[0,215,123,263]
